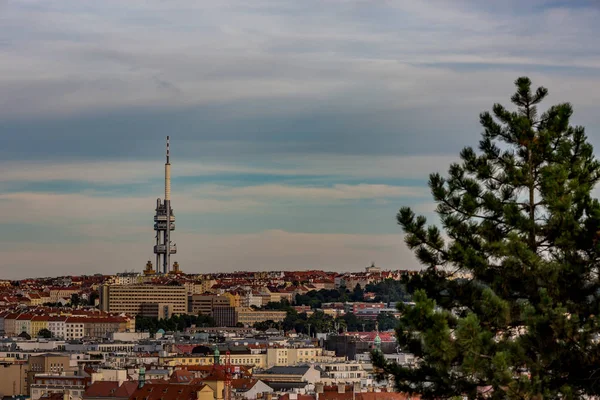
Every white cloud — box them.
[0,180,426,225]
[195,183,427,200]
[1,0,599,118]
[0,154,457,185]
[1,0,598,278]
[0,192,262,224]
[0,229,423,279]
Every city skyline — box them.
[2,0,600,278]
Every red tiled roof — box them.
[320,392,418,400]
[169,369,195,384]
[279,394,315,400]
[230,379,257,391]
[281,392,418,400]
[40,393,65,400]
[129,383,209,400]
[84,381,120,398]
[114,381,138,398]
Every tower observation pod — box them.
[153,136,177,274]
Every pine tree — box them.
[372,77,600,399]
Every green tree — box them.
[282,309,300,331]
[307,311,335,333]
[334,316,347,333]
[373,77,600,399]
[88,291,99,306]
[70,294,80,307]
[38,328,52,338]
[365,278,411,303]
[376,312,397,331]
[263,299,292,311]
[135,314,216,333]
[253,320,275,331]
[342,312,361,331]
[350,284,364,301]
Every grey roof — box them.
[265,382,308,390]
[30,353,66,358]
[145,369,169,375]
[262,366,311,375]
[224,345,251,354]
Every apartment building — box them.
[112,272,142,285]
[162,353,268,368]
[3,313,18,336]
[31,315,49,337]
[65,317,86,340]
[212,307,286,327]
[318,362,367,384]
[27,353,72,393]
[344,302,385,314]
[212,306,237,327]
[48,316,67,339]
[48,287,80,303]
[99,283,187,316]
[84,317,131,338]
[30,374,88,400]
[0,361,28,397]
[265,347,344,368]
[236,308,286,327]
[188,294,231,315]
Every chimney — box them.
[353,381,360,400]
[338,385,345,394]
[315,383,324,394]
[290,394,298,400]
[138,366,146,388]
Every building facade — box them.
[188,294,231,315]
[99,284,187,316]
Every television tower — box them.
[153,136,177,274]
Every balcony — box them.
[154,222,175,230]
[154,215,175,222]
[153,244,178,254]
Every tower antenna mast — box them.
[153,136,177,274]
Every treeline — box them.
[364,278,412,303]
[254,310,397,333]
[294,278,411,308]
[135,314,216,333]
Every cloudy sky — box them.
[1,0,600,279]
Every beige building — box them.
[236,308,286,327]
[27,293,45,306]
[31,316,49,337]
[211,307,286,327]
[140,303,175,319]
[99,283,187,316]
[223,292,242,307]
[49,287,80,303]
[84,317,132,337]
[0,362,28,397]
[162,353,267,368]
[27,353,72,393]
[266,348,344,367]
[188,294,231,315]
[318,362,368,384]
[197,279,217,293]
